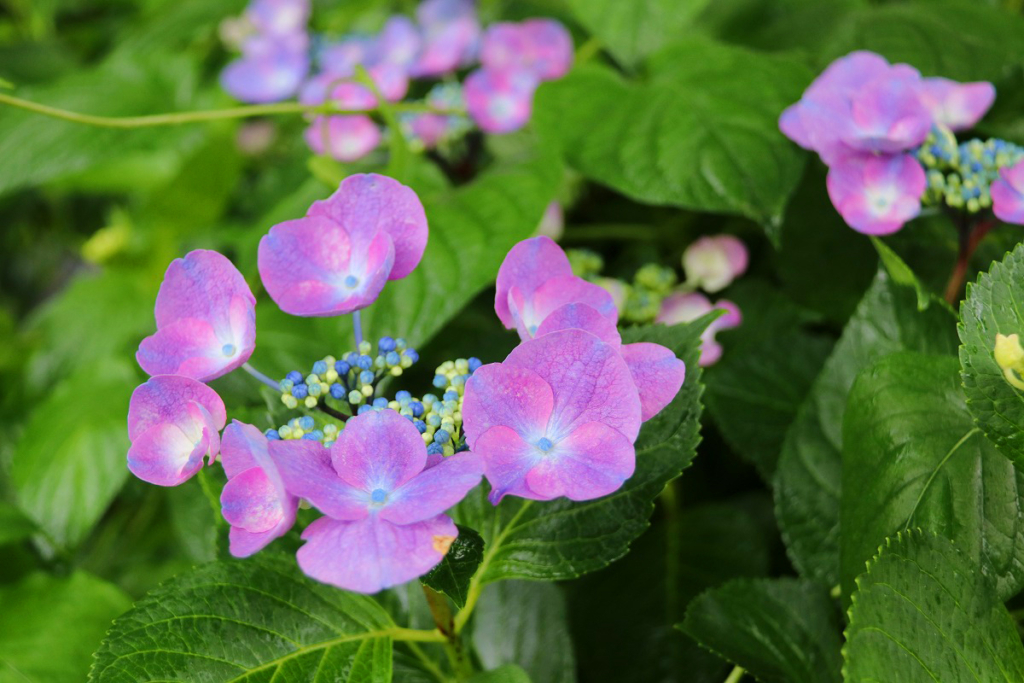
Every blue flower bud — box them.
[414,419,427,433]
[302,433,320,440]
[386,351,400,366]
[427,442,444,455]
[468,357,482,372]
[395,338,407,350]
[434,429,450,444]
[356,355,373,370]
[286,370,303,384]
[433,374,448,388]
[405,349,419,363]
[330,383,345,399]
[279,379,294,392]
[265,429,281,440]
[427,414,442,427]
[378,336,396,352]
[312,360,327,375]
[359,370,375,385]
[335,360,350,375]
[443,390,459,402]
[357,404,373,415]
[410,401,424,417]
[292,384,309,399]
[373,397,388,408]
[396,390,412,401]
[299,416,315,431]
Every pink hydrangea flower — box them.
[826,153,926,235]
[992,159,1024,225]
[682,235,748,293]
[372,16,422,68]
[410,0,480,77]
[304,115,382,162]
[127,375,226,487]
[916,78,995,131]
[480,19,573,81]
[462,329,642,503]
[657,293,741,367]
[268,410,483,593]
[221,34,310,104]
[247,0,309,35]
[220,421,298,557]
[320,37,374,74]
[494,236,616,339]
[464,68,539,134]
[136,250,256,382]
[258,173,428,316]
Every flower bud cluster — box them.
[266,415,341,447]
[916,126,1024,214]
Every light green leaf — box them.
[774,271,957,586]
[680,578,842,683]
[533,38,812,232]
[959,241,1024,470]
[844,530,1024,682]
[0,500,35,546]
[90,555,395,682]
[840,352,1024,602]
[421,525,484,609]
[0,571,131,683]
[10,358,137,549]
[567,0,710,66]
[471,582,575,683]
[453,317,708,582]
[870,237,933,312]
[822,1,1024,82]
[468,665,532,683]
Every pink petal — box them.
[505,329,641,442]
[228,514,295,558]
[494,236,573,329]
[268,439,369,521]
[473,425,542,504]
[657,292,713,326]
[462,363,555,448]
[992,164,1024,225]
[297,514,458,593]
[480,19,573,81]
[221,50,309,104]
[844,69,931,153]
[621,342,685,421]
[524,421,635,501]
[127,423,209,486]
[307,174,428,281]
[513,275,617,339]
[127,375,226,442]
[304,115,382,162]
[826,153,926,235]
[330,410,427,492]
[682,235,748,293]
[154,250,256,333]
[220,466,285,533]
[257,213,395,316]
[380,452,483,524]
[464,67,539,135]
[534,303,622,346]
[917,78,995,131]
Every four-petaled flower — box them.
[269,410,483,593]
[137,250,257,382]
[258,173,428,316]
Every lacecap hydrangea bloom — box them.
[779,50,998,234]
[258,173,428,316]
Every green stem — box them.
[661,481,681,625]
[388,627,449,643]
[197,467,225,529]
[0,91,450,129]
[354,65,412,181]
[724,665,745,683]
[405,641,451,683]
[575,36,603,64]
[422,585,474,680]
[453,500,534,633]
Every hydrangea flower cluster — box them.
[563,234,747,366]
[219,0,574,161]
[779,51,1024,234]
[125,173,686,594]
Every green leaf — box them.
[0,571,131,683]
[0,500,35,546]
[870,237,933,312]
[10,358,137,549]
[822,1,1024,82]
[840,352,1024,602]
[567,0,710,66]
[568,497,772,683]
[960,241,1024,470]
[420,525,484,609]
[248,151,562,374]
[534,38,812,231]
[453,316,708,582]
[90,555,395,683]
[705,329,832,479]
[773,272,957,586]
[680,578,842,683]
[471,582,575,683]
[844,530,1024,683]
[468,665,532,683]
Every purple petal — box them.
[843,68,931,153]
[298,75,374,108]
[380,452,483,524]
[127,423,211,486]
[268,439,369,521]
[917,78,995,131]
[473,425,541,503]
[373,16,422,68]
[505,329,641,442]
[494,236,573,329]
[512,275,616,339]
[257,213,395,316]
[621,342,685,421]
[153,250,256,330]
[480,20,572,81]
[228,514,295,558]
[137,310,253,382]
[307,174,428,281]
[534,302,622,346]
[656,292,712,326]
[410,0,479,77]
[303,116,382,162]
[220,420,264,478]
[826,153,926,235]
[464,67,539,135]
[127,375,226,442]
[297,514,458,593]
[524,421,635,501]
[247,0,309,35]
[221,48,309,104]
[330,410,427,492]
[993,161,1024,225]
[320,38,373,74]
[221,466,285,533]
[462,363,555,448]
[806,51,892,99]
[367,63,409,103]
